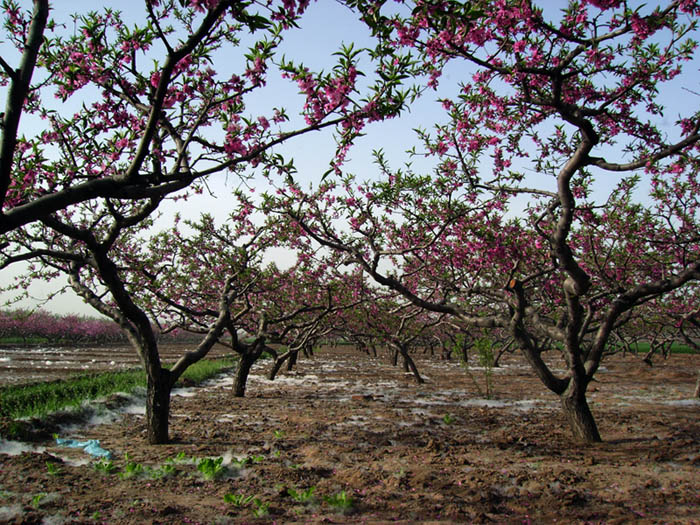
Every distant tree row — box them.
[0,308,199,345]
[0,308,125,344]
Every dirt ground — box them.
[0,346,698,524]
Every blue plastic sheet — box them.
[55,438,112,459]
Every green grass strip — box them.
[0,356,237,421]
[609,342,697,355]
[0,337,51,344]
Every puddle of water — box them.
[0,439,46,456]
[172,387,197,397]
[663,399,700,406]
[0,505,24,522]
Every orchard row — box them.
[0,308,198,345]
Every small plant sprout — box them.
[197,457,225,480]
[93,458,117,475]
[31,493,47,508]
[166,451,188,463]
[288,486,316,504]
[273,429,285,439]
[324,490,354,512]
[252,498,270,517]
[223,493,256,508]
[45,461,62,476]
[150,463,176,479]
[442,414,455,425]
[231,457,248,468]
[118,454,144,479]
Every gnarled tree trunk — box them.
[233,352,257,397]
[398,345,424,384]
[286,349,298,371]
[560,385,601,443]
[269,349,294,380]
[146,369,173,444]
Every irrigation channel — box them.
[0,342,233,385]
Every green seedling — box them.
[272,450,281,458]
[231,456,249,468]
[223,493,256,508]
[273,430,285,439]
[393,468,407,480]
[150,463,176,479]
[165,451,188,464]
[442,413,455,425]
[93,458,117,475]
[45,461,62,476]
[118,454,144,479]
[252,498,270,517]
[289,486,316,504]
[197,457,225,480]
[231,454,263,468]
[31,493,47,509]
[324,490,354,511]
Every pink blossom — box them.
[150,72,161,89]
[513,40,527,53]
[583,0,622,8]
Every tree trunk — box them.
[269,351,292,380]
[560,390,601,443]
[286,350,298,371]
[460,345,468,364]
[233,353,256,397]
[694,370,699,399]
[401,353,410,372]
[146,370,172,444]
[401,349,424,384]
[391,348,399,366]
[442,342,452,361]
[493,345,509,368]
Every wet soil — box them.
[0,343,232,386]
[0,347,698,524]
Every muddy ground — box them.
[0,343,233,386]
[0,346,698,524]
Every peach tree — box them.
[269,0,700,442]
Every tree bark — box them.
[286,350,298,371]
[400,348,424,384]
[233,353,256,397]
[401,353,410,372]
[146,370,173,444]
[560,389,601,443]
[269,350,292,380]
[694,370,699,399]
